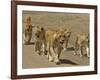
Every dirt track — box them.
[22,43,89,69]
[22,11,89,69]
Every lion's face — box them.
[25,16,31,24]
[59,28,71,43]
[59,34,66,44]
[35,26,45,38]
[56,30,67,44]
[63,29,71,38]
[80,33,88,43]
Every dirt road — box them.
[22,43,89,69]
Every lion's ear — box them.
[25,16,31,23]
[41,27,44,31]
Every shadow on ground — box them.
[60,59,78,65]
[67,47,75,51]
[24,42,35,45]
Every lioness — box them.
[45,29,67,64]
[74,33,89,57]
[34,26,47,55]
[23,16,34,45]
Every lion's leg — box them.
[81,46,89,58]
[34,41,38,52]
[79,45,82,57]
[42,40,47,55]
[63,40,68,51]
[24,30,32,44]
[23,33,26,44]
[39,40,42,52]
[48,52,53,62]
[24,30,28,44]
[28,30,32,43]
[74,42,79,55]
[87,47,90,58]
[34,40,38,51]
[35,40,41,55]
[58,47,63,59]
[47,42,53,62]
[50,47,60,64]
[54,46,63,65]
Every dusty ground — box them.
[22,11,89,69]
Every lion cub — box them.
[34,26,47,55]
[74,33,89,58]
[45,29,68,64]
[23,16,34,44]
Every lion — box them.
[23,16,34,45]
[61,28,71,51]
[45,29,67,64]
[74,32,89,58]
[34,26,47,55]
